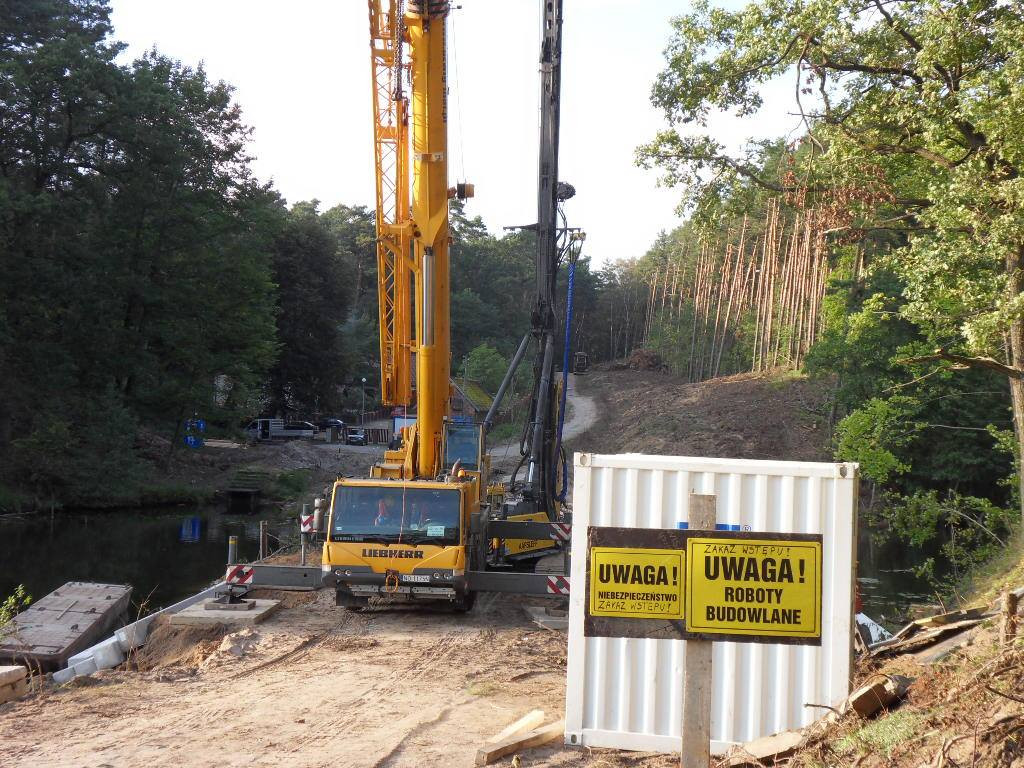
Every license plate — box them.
[402,574,430,583]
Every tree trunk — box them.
[1006,244,1024,527]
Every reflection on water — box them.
[857,523,946,630]
[1,507,945,631]
[0,508,293,612]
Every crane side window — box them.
[444,423,481,471]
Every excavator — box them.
[321,0,579,610]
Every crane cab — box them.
[322,474,479,611]
[321,421,486,611]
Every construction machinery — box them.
[320,0,579,610]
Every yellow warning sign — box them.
[685,537,822,640]
[589,547,684,620]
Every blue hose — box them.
[555,260,575,502]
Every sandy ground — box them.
[5,369,1019,768]
[0,591,598,768]
[569,368,832,462]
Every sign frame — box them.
[584,526,824,645]
[584,527,690,640]
[684,531,823,646]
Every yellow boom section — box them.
[407,1,451,479]
[369,0,413,407]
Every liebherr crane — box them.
[322,0,580,610]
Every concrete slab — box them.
[169,599,279,627]
[0,582,132,670]
[523,606,568,632]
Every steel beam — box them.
[467,570,567,596]
[229,564,324,591]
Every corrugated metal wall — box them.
[565,453,858,754]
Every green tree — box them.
[0,0,279,504]
[638,0,1024,523]
[267,202,352,417]
[463,343,508,394]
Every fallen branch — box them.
[897,349,1024,380]
[985,684,1024,706]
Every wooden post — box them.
[300,503,309,566]
[1002,589,1020,645]
[259,520,268,560]
[682,494,716,768]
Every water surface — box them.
[0,507,293,612]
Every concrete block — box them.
[0,666,27,686]
[52,666,76,685]
[168,599,279,628]
[66,647,91,667]
[71,657,97,678]
[0,677,28,704]
[92,637,125,670]
[115,623,150,653]
[523,606,568,632]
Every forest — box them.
[2,0,1022,585]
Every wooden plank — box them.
[482,709,545,749]
[916,626,980,665]
[681,494,716,768]
[726,729,803,766]
[870,618,984,657]
[474,720,565,766]
[914,607,988,628]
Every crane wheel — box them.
[451,590,476,614]
[336,591,369,612]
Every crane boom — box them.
[323,0,574,613]
[367,0,451,479]
[407,0,451,479]
[369,0,413,408]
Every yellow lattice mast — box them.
[368,0,413,408]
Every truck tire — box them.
[452,590,476,614]
[336,590,368,612]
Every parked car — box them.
[283,421,316,439]
[245,418,285,440]
[346,429,368,446]
[316,418,345,431]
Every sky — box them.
[108,0,800,267]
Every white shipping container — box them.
[565,453,858,754]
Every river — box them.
[1,507,939,629]
[0,506,295,613]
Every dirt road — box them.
[489,374,597,473]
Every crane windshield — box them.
[330,485,460,545]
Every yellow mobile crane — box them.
[322,0,577,610]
